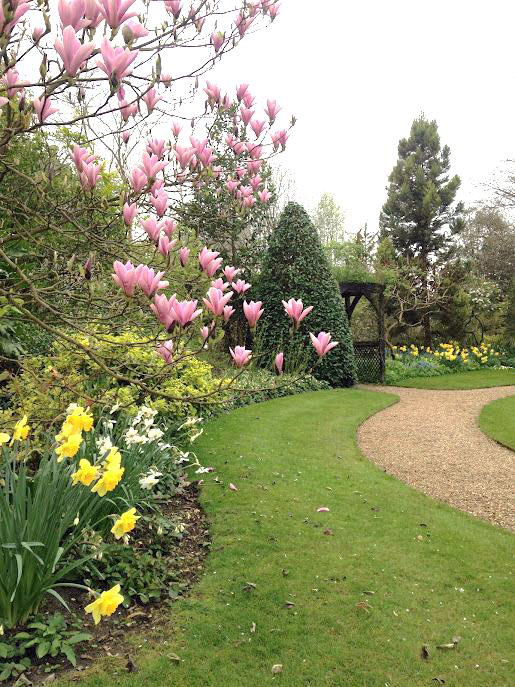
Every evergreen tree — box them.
[379,115,464,345]
[257,203,357,387]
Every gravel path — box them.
[358,385,515,530]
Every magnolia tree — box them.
[0,0,340,408]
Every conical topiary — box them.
[256,202,357,387]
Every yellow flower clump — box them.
[55,404,94,462]
[111,507,140,540]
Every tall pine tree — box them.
[379,116,464,345]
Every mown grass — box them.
[479,394,515,450]
[57,389,514,687]
[394,368,515,389]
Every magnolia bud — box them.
[122,24,134,44]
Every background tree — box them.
[312,192,345,265]
[379,115,465,346]
[257,202,357,387]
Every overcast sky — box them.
[212,0,515,235]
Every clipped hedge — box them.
[257,203,357,387]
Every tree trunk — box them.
[422,312,432,348]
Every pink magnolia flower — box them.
[203,287,233,317]
[96,39,138,82]
[32,26,45,42]
[97,0,138,29]
[258,189,272,203]
[233,141,246,155]
[243,196,256,208]
[265,99,281,122]
[80,161,100,190]
[121,130,131,144]
[248,143,262,160]
[223,266,240,282]
[151,293,177,330]
[200,325,210,341]
[58,0,89,31]
[243,91,255,109]
[139,152,167,178]
[240,106,254,126]
[141,217,162,242]
[150,191,169,217]
[310,332,339,357]
[205,257,222,277]
[151,178,164,195]
[55,26,94,76]
[163,219,177,237]
[179,246,190,267]
[171,121,182,138]
[123,19,149,41]
[223,305,235,322]
[137,265,169,296]
[211,31,224,53]
[272,129,288,151]
[156,340,173,364]
[130,168,148,193]
[231,279,251,295]
[226,179,238,193]
[243,300,263,328]
[123,202,138,226]
[250,119,266,138]
[247,159,262,175]
[84,0,103,27]
[33,95,58,123]
[230,346,252,368]
[143,87,161,113]
[147,138,166,159]
[269,2,280,19]
[204,80,221,104]
[119,99,138,121]
[235,166,246,179]
[71,144,96,173]
[249,175,262,191]
[158,235,177,257]
[236,83,249,101]
[211,278,229,292]
[0,0,29,36]
[164,0,181,19]
[173,299,202,327]
[275,351,284,375]
[174,145,195,169]
[198,247,219,272]
[112,260,141,296]
[161,73,172,87]
[282,298,313,327]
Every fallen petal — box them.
[229,483,238,491]
[317,507,330,512]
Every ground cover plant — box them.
[479,394,515,450]
[50,389,514,687]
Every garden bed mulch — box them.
[358,385,515,530]
[5,483,210,686]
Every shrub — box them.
[227,368,329,408]
[0,330,220,439]
[257,203,357,387]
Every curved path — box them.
[358,385,515,530]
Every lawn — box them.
[479,394,515,450]
[394,368,515,389]
[57,389,514,687]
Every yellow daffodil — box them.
[11,415,30,443]
[84,584,124,625]
[91,465,124,497]
[57,406,93,441]
[71,459,100,487]
[481,356,488,364]
[111,507,140,540]
[55,432,83,462]
[103,447,122,469]
[0,432,10,445]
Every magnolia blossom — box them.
[243,300,263,328]
[96,39,138,82]
[179,246,190,267]
[151,293,177,330]
[80,162,100,190]
[33,95,58,122]
[55,26,95,76]
[203,287,233,317]
[223,266,240,282]
[137,266,169,296]
[173,299,202,327]
[156,340,173,364]
[98,0,138,29]
[223,305,235,322]
[282,298,313,327]
[310,331,339,357]
[275,351,284,375]
[231,279,251,295]
[123,202,138,226]
[211,31,224,53]
[230,345,252,368]
[112,260,141,296]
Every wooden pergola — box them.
[339,281,386,383]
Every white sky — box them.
[211,0,515,234]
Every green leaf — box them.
[36,641,50,658]
[61,644,76,667]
